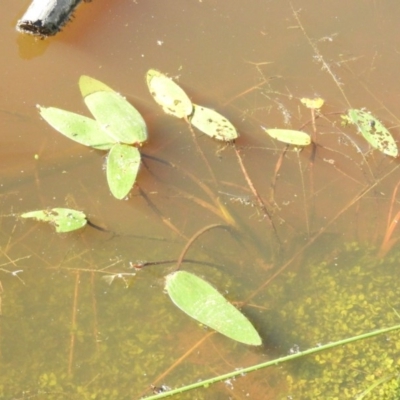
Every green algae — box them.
[265,242,400,400]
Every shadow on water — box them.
[2,0,400,399]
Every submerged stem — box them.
[175,224,230,272]
[233,144,281,253]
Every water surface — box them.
[1,1,400,399]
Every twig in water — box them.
[379,181,400,256]
[290,4,351,108]
[175,224,230,272]
[269,145,288,206]
[138,186,187,240]
[233,144,281,251]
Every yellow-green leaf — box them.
[78,75,114,97]
[106,143,141,199]
[190,104,238,141]
[165,271,262,346]
[261,127,311,146]
[38,106,114,150]
[84,91,148,145]
[342,108,398,157]
[146,69,193,118]
[21,208,87,233]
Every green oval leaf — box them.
[261,127,311,146]
[21,208,87,233]
[78,75,115,97]
[84,91,148,145]
[38,106,115,150]
[106,143,141,200]
[146,69,193,118]
[165,271,262,346]
[342,108,398,157]
[190,105,239,141]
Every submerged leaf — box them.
[342,109,398,157]
[106,143,141,200]
[190,105,238,141]
[300,97,324,109]
[21,208,87,233]
[146,69,193,118]
[165,271,262,346]
[84,91,148,145]
[261,127,311,146]
[78,75,114,97]
[38,106,114,150]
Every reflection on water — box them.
[2,0,400,398]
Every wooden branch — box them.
[16,0,84,37]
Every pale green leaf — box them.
[21,208,87,233]
[261,127,311,146]
[190,104,238,141]
[106,143,141,199]
[78,75,114,97]
[342,108,398,157]
[165,271,262,346]
[146,69,193,118]
[38,106,115,150]
[84,91,148,145]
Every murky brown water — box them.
[2,1,400,399]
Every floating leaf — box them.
[106,143,141,199]
[342,109,398,157]
[21,208,87,233]
[83,91,148,145]
[146,69,193,118]
[261,127,311,146]
[78,75,114,97]
[165,271,262,346]
[38,106,114,150]
[300,97,324,109]
[190,104,238,141]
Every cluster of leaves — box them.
[260,97,320,146]
[20,72,400,355]
[261,97,398,158]
[39,76,147,199]
[24,72,260,347]
[37,71,239,202]
[146,69,238,141]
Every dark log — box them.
[16,0,84,37]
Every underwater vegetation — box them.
[266,242,400,399]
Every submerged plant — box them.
[21,208,87,232]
